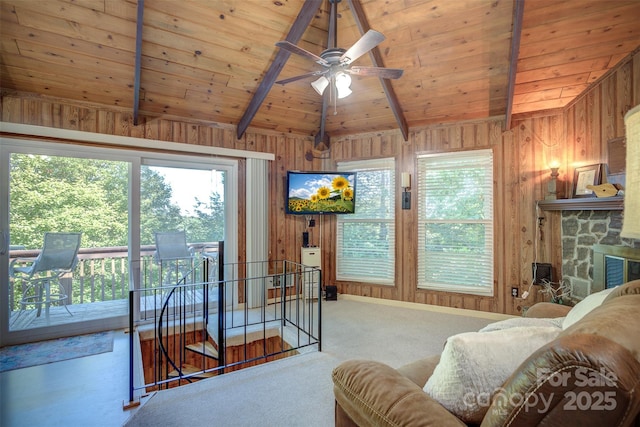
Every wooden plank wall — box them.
[510,50,640,313]
[1,50,637,315]
[325,119,508,314]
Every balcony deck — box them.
[9,299,128,330]
[8,244,221,334]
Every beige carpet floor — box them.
[124,295,511,427]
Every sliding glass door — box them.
[138,161,229,295]
[1,143,132,344]
[0,138,237,346]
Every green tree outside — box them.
[10,154,224,249]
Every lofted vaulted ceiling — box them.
[1,0,639,141]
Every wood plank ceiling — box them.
[1,0,639,141]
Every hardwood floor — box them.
[0,328,141,427]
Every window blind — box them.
[336,158,395,284]
[417,149,494,295]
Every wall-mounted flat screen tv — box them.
[286,171,357,215]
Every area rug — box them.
[0,331,114,373]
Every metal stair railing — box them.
[156,275,191,386]
[126,242,322,407]
[156,248,222,388]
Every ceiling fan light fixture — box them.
[337,85,352,99]
[335,72,352,99]
[311,76,330,95]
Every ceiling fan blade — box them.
[340,29,385,65]
[275,41,330,67]
[276,71,325,85]
[348,66,404,79]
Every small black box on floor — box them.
[325,285,337,301]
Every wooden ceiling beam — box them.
[236,0,322,140]
[505,0,525,131]
[347,0,408,141]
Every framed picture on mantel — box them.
[572,164,602,198]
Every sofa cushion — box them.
[333,360,467,427]
[562,286,616,330]
[524,302,572,318]
[396,354,441,388]
[423,326,561,424]
[603,279,640,304]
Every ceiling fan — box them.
[275,0,403,104]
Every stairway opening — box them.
[136,320,299,392]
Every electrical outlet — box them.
[511,287,518,298]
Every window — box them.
[417,149,493,295]
[336,158,395,284]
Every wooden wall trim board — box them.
[0,89,317,141]
[1,51,638,316]
[0,122,275,161]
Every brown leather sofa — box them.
[332,280,640,426]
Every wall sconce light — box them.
[401,172,411,209]
[545,164,560,200]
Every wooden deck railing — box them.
[8,244,219,312]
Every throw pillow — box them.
[423,326,561,424]
[562,286,616,330]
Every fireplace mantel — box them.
[537,196,624,211]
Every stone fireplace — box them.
[561,209,640,300]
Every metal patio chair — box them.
[154,231,196,285]
[10,232,82,319]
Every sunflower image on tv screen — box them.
[287,173,356,214]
